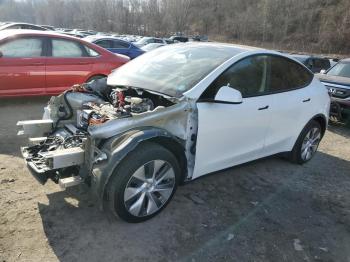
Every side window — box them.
[113,40,130,48]
[201,55,269,99]
[7,25,21,29]
[268,56,313,92]
[0,37,43,57]
[314,59,330,69]
[52,39,84,57]
[83,45,100,57]
[154,39,163,43]
[95,40,113,49]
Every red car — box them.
[0,30,129,97]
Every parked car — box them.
[141,43,165,52]
[134,37,166,47]
[85,36,144,59]
[192,35,208,42]
[291,54,331,73]
[40,25,56,31]
[0,30,129,97]
[316,59,350,121]
[169,35,188,42]
[18,43,329,222]
[164,39,175,44]
[0,22,48,31]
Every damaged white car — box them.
[18,43,330,222]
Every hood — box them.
[316,73,350,87]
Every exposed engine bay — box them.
[17,79,195,188]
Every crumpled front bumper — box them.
[18,120,86,184]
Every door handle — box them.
[258,105,269,110]
[303,98,311,103]
[78,61,89,65]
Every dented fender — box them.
[90,127,185,208]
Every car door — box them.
[45,37,93,94]
[192,55,273,179]
[109,40,130,57]
[263,55,315,155]
[94,39,114,52]
[0,36,46,96]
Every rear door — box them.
[94,39,114,52]
[110,40,131,58]
[0,36,46,96]
[263,55,315,155]
[45,37,93,94]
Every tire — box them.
[289,120,322,164]
[106,142,180,223]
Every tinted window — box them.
[313,58,330,69]
[269,56,312,92]
[113,40,130,48]
[202,55,269,98]
[52,39,84,57]
[0,38,43,57]
[154,39,163,43]
[7,25,22,29]
[95,40,113,49]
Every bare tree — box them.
[1,0,350,54]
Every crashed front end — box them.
[17,84,196,197]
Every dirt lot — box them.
[0,97,350,262]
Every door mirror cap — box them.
[215,86,243,104]
[320,69,327,74]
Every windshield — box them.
[142,44,163,51]
[136,38,150,45]
[327,62,350,78]
[107,44,239,97]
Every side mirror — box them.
[0,51,3,58]
[214,86,243,104]
[320,69,326,74]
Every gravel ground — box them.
[0,97,350,262]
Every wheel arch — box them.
[310,113,328,137]
[91,127,187,209]
[85,74,107,83]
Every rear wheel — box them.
[106,142,180,223]
[290,120,322,164]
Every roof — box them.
[0,29,82,41]
[0,23,47,31]
[84,35,128,42]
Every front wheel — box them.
[106,142,180,223]
[290,120,322,164]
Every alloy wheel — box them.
[123,160,176,217]
[301,127,321,161]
